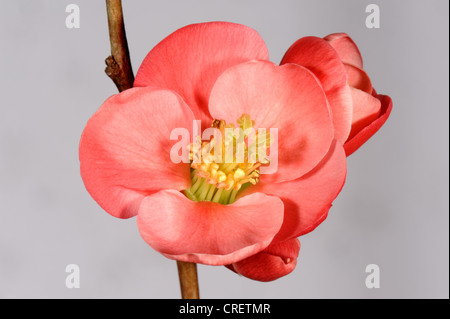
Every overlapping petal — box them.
[345,64,373,93]
[227,238,301,282]
[134,22,269,126]
[79,87,195,219]
[348,87,381,140]
[241,140,347,243]
[323,33,392,156]
[324,33,364,69]
[344,94,392,156]
[209,60,334,183]
[281,36,353,144]
[137,190,284,265]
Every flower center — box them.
[183,114,271,204]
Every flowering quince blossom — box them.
[79,22,391,282]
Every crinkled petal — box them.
[240,140,347,242]
[79,87,194,219]
[226,238,300,282]
[134,22,269,127]
[281,36,353,143]
[209,60,333,183]
[136,190,284,265]
[324,33,364,69]
[344,94,393,156]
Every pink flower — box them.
[282,33,392,156]
[79,22,347,282]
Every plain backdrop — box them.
[0,0,448,299]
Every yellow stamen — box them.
[185,115,272,204]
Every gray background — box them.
[0,0,448,299]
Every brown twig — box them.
[177,261,200,299]
[105,0,134,92]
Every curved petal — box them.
[344,94,393,156]
[209,60,334,183]
[226,238,300,282]
[240,140,347,243]
[136,190,284,266]
[348,87,382,140]
[79,87,194,219]
[324,33,364,69]
[134,22,270,127]
[281,36,353,143]
[345,63,373,94]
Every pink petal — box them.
[345,63,373,94]
[348,87,382,140]
[344,94,393,156]
[324,33,364,69]
[281,36,353,144]
[136,190,284,266]
[79,87,194,219]
[241,140,347,243]
[227,238,300,282]
[134,22,269,127]
[209,60,334,183]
